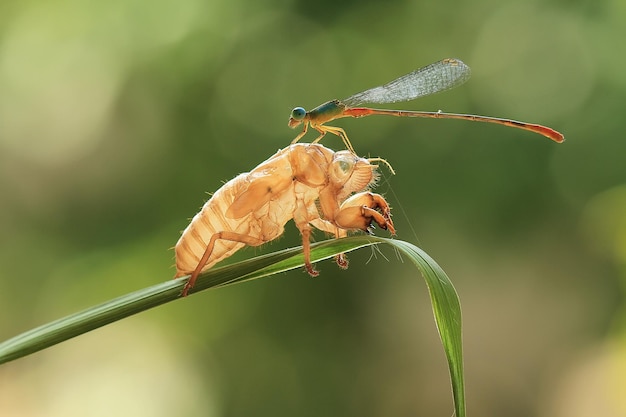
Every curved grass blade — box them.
[0,236,464,417]
[0,237,378,365]
[384,238,465,417]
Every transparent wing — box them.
[342,58,471,106]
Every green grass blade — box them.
[0,237,376,365]
[0,236,464,417]
[384,238,465,417]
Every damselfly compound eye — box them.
[291,107,306,120]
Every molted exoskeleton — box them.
[175,143,395,296]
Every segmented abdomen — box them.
[174,174,254,277]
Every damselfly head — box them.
[288,107,306,128]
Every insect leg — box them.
[310,218,349,269]
[182,231,266,297]
[291,122,309,144]
[298,225,319,277]
[334,192,396,235]
[312,125,356,154]
[292,198,324,276]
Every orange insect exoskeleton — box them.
[174,143,395,296]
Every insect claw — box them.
[305,263,320,277]
[335,253,349,269]
[181,283,191,297]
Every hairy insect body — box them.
[175,143,394,296]
[174,173,253,275]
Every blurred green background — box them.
[1,0,625,416]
